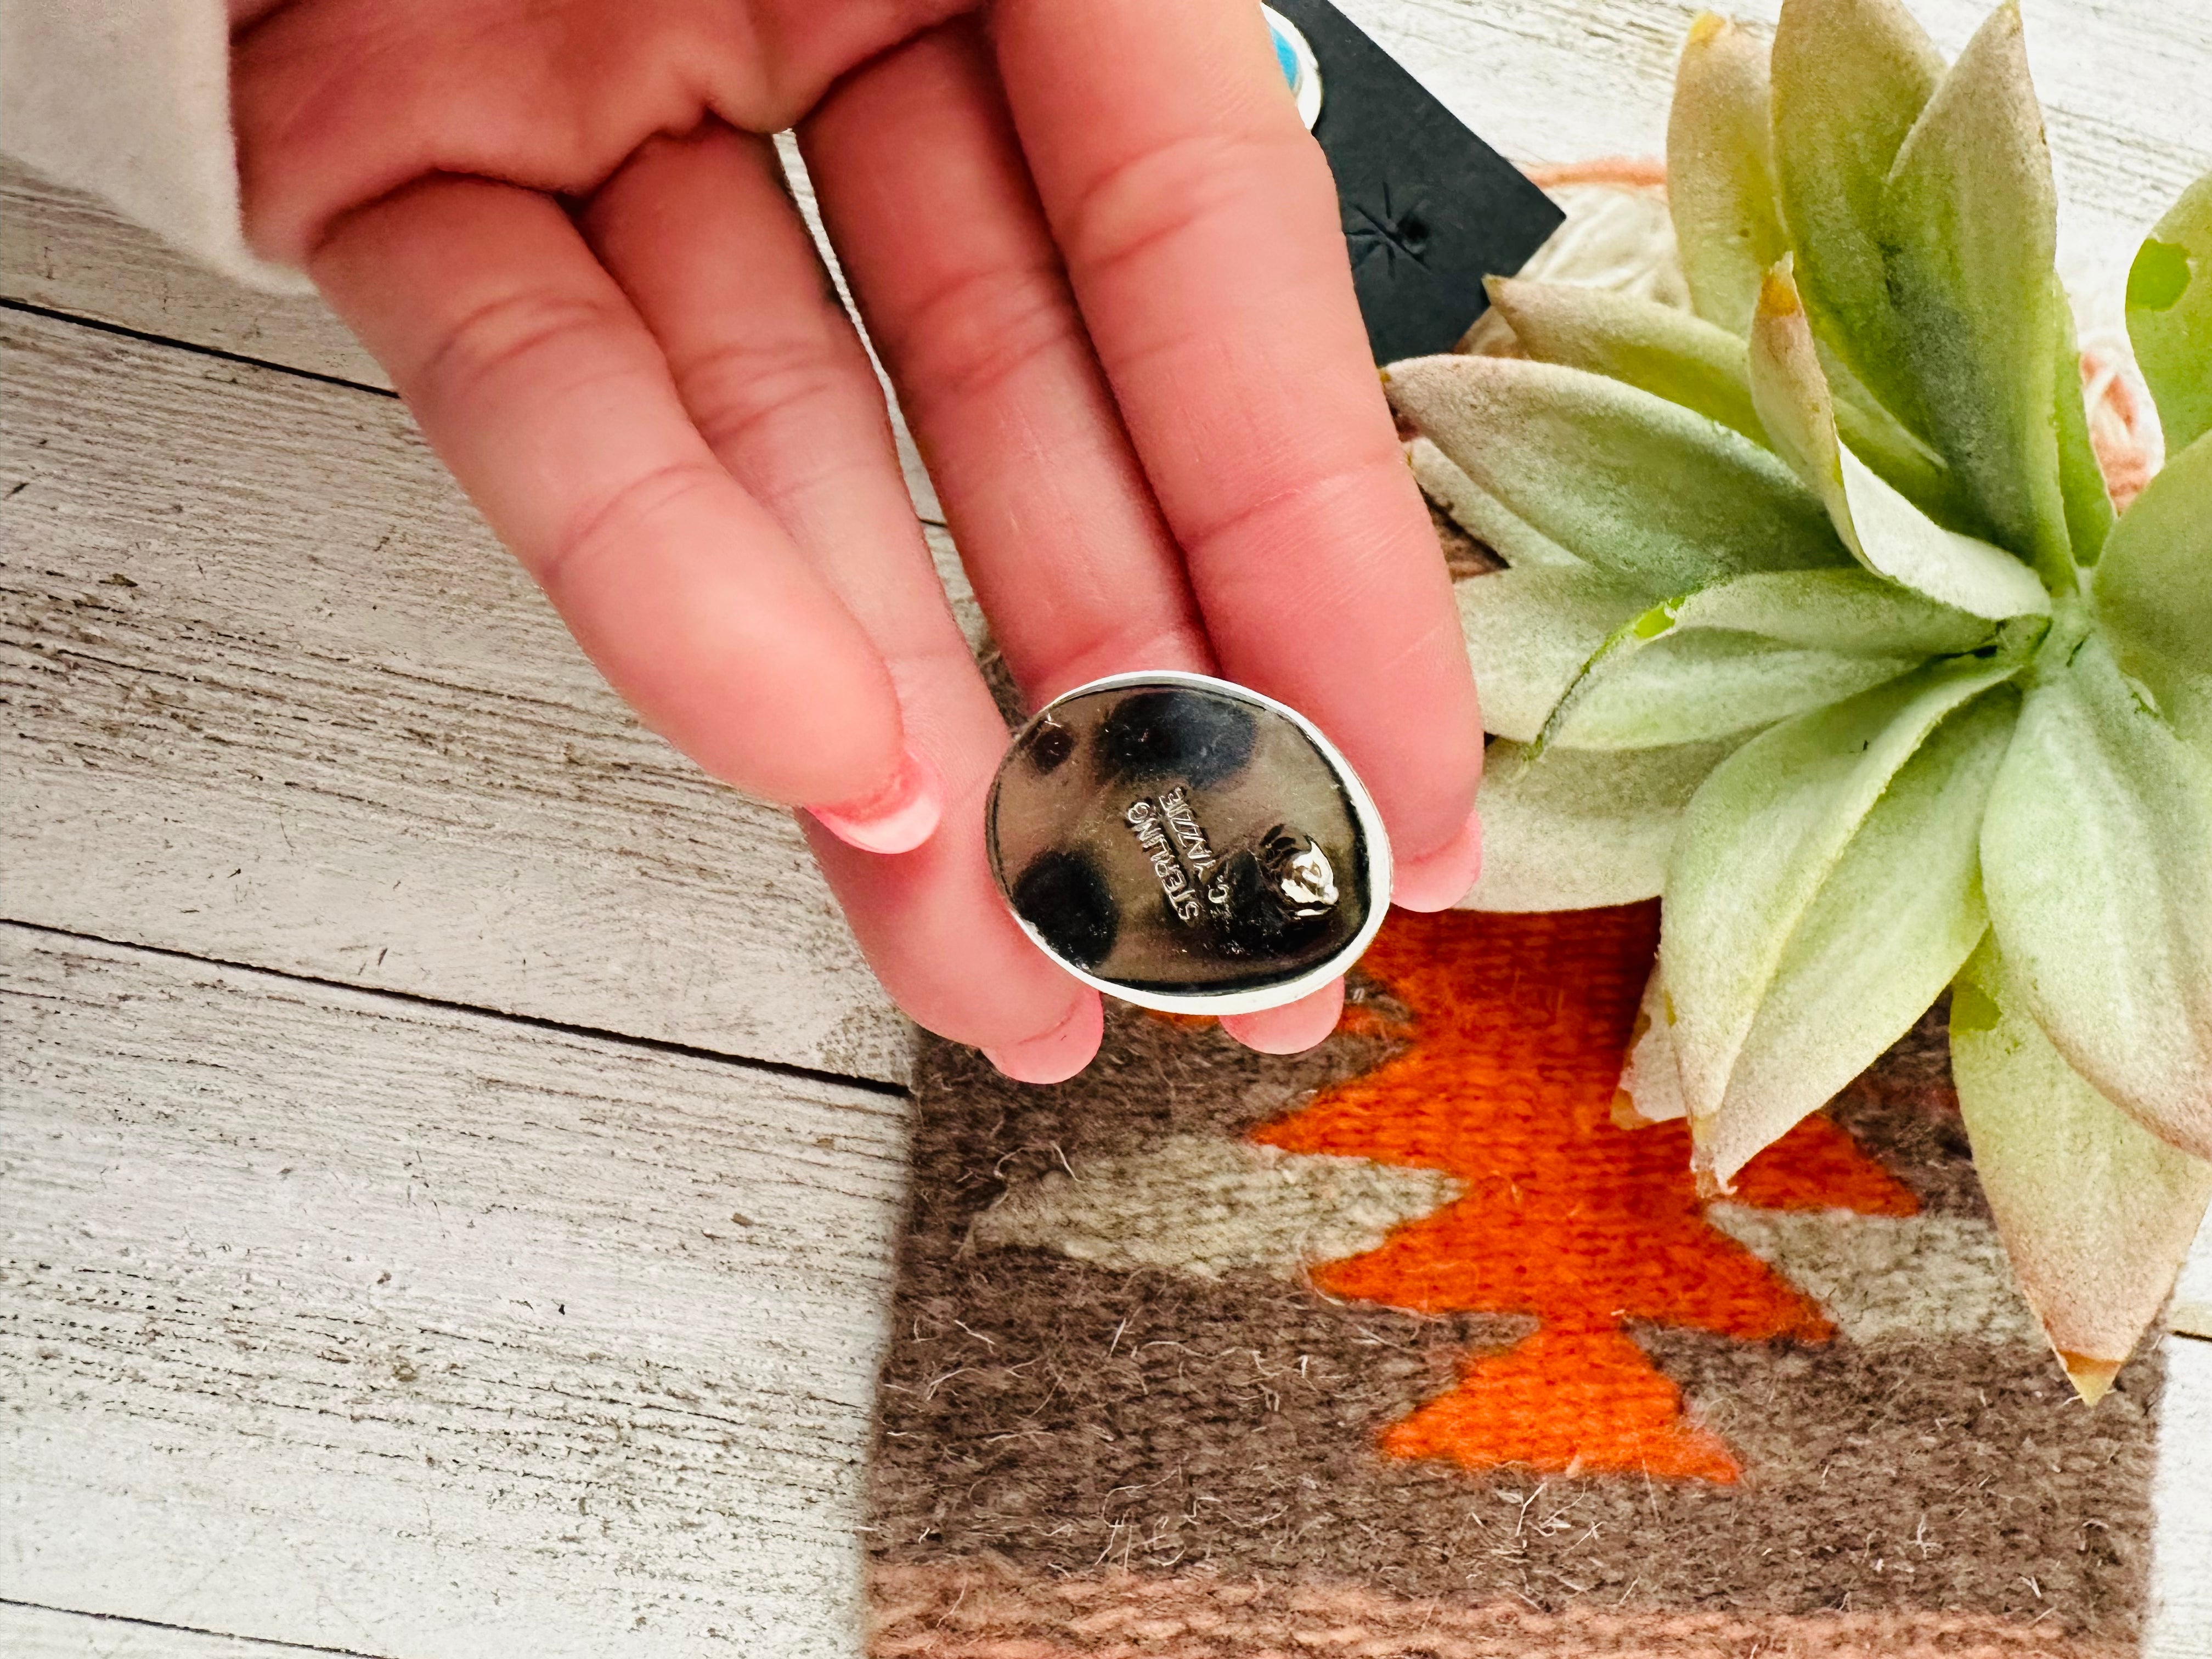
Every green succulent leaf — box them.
[2096,427,2212,740]
[1459,737,1744,912]
[1408,437,1583,569]
[1980,630,2212,1159]
[1667,13,1791,336]
[1533,561,1999,747]
[1682,682,2018,1185]
[1770,0,1944,432]
[2127,170,2212,452]
[1485,278,1766,443]
[1455,567,1646,741]
[1877,3,2073,585]
[2051,281,2115,563]
[1638,568,1996,657]
[1662,657,2021,1177]
[1543,625,1918,751]
[1952,935,2212,1402]
[1748,262,2052,619]
[1748,261,2045,615]
[1617,964,1687,1124]
[1487,278,1967,524]
[1386,354,1851,595]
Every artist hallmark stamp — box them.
[1128,786,1339,932]
[1126,790,1211,922]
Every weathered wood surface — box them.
[0,924,906,1659]
[2152,1338,2212,1659]
[1,306,930,1085]
[1,1602,362,1659]
[3,0,2209,1655]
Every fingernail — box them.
[1221,978,1345,1055]
[983,995,1103,1085]
[806,746,945,855]
[1391,809,1483,912]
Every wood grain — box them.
[2,304,936,1085]
[0,144,949,527]
[0,160,384,388]
[1,1602,369,1659]
[0,923,907,1659]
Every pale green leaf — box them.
[1667,13,1790,336]
[1542,624,1917,751]
[1386,354,1850,594]
[1770,0,1944,431]
[1559,628,1917,750]
[2096,427,2212,713]
[2127,170,2212,452]
[1488,277,1965,522]
[1458,738,1742,912]
[1532,561,1996,751]
[1617,963,1688,1124]
[2052,280,2114,563]
[1485,278,1765,443]
[1879,3,2073,585]
[1953,935,2212,1400]
[1980,630,2212,1159]
[1662,657,2020,1148]
[1641,568,1995,657]
[1748,262,2051,619]
[1454,568,1645,741]
[1691,687,2016,1184]
[1408,437,1583,569]
[1836,450,2053,619]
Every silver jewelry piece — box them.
[985,671,1392,1015]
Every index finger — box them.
[989,0,1485,906]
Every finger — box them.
[805,30,1413,1048]
[1219,977,1346,1054]
[800,21,1211,704]
[990,0,1486,904]
[579,121,1099,1063]
[230,0,961,265]
[309,177,911,818]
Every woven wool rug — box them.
[866,903,2164,1657]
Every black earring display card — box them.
[1267,0,1564,363]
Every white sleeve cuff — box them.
[2,0,313,295]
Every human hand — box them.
[228,0,1485,1080]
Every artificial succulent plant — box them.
[1386,0,2212,1400]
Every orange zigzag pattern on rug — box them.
[1251,904,1918,1482]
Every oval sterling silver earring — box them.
[985,672,1391,1015]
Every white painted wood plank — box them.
[0,924,906,1659]
[2172,1213,2212,1340]
[2148,1335,2212,1659]
[0,161,383,388]
[0,1602,364,1659]
[2,305,922,1084]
